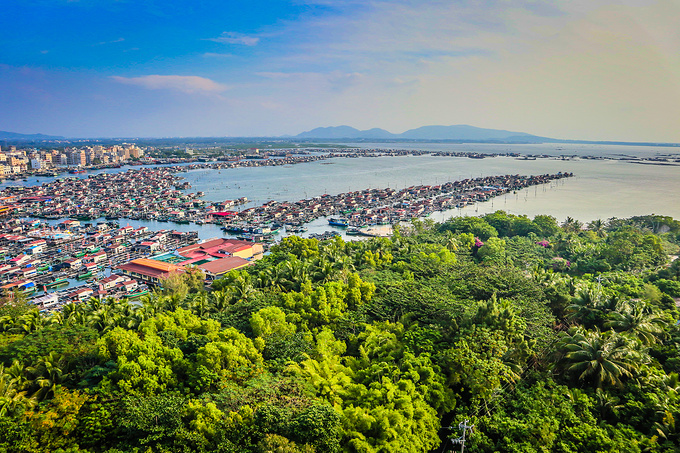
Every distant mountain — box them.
[398,125,534,140]
[296,126,394,139]
[295,125,550,142]
[0,131,65,141]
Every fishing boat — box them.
[223,224,245,233]
[76,271,92,280]
[346,226,361,235]
[288,225,308,233]
[328,217,349,227]
[45,277,68,288]
[124,290,149,299]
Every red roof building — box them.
[197,256,250,280]
[117,258,183,285]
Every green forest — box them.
[2,212,680,453]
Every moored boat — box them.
[328,217,349,227]
[45,277,68,288]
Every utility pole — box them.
[449,419,474,453]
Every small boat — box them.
[76,271,92,280]
[288,226,307,233]
[328,217,349,227]
[45,278,68,288]
[346,226,361,235]
[125,290,149,299]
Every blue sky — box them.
[1,0,679,141]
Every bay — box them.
[8,142,680,241]
[181,147,680,224]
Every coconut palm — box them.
[187,291,210,317]
[594,388,623,421]
[0,314,14,333]
[16,309,45,334]
[25,351,67,401]
[0,363,36,417]
[209,289,233,313]
[587,219,607,237]
[279,260,311,292]
[313,259,337,283]
[604,301,667,345]
[562,216,583,233]
[554,327,644,389]
[566,288,605,328]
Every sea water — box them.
[181,145,680,224]
[9,142,680,237]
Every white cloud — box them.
[110,75,228,94]
[208,32,260,46]
[203,52,234,58]
[94,37,125,46]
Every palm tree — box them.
[279,260,311,292]
[587,219,607,238]
[0,314,14,333]
[231,271,256,301]
[16,310,45,334]
[594,388,623,421]
[313,259,337,283]
[209,289,233,313]
[604,301,667,345]
[566,288,605,328]
[0,363,36,417]
[562,216,583,233]
[554,327,644,389]
[187,291,210,317]
[25,352,67,401]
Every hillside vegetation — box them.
[2,213,680,453]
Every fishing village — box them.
[0,151,573,315]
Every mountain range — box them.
[0,131,64,141]
[295,125,550,142]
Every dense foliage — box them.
[1,212,680,452]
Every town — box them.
[0,161,573,314]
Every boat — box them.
[45,278,68,288]
[125,290,149,299]
[346,226,361,235]
[328,217,349,227]
[288,225,308,233]
[223,224,245,233]
[76,271,92,280]
[74,251,86,258]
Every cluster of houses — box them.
[223,173,575,228]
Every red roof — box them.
[197,257,250,275]
[118,258,183,279]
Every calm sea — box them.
[7,142,680,239]
[182,142,680,225]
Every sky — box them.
[1,0,679,142]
